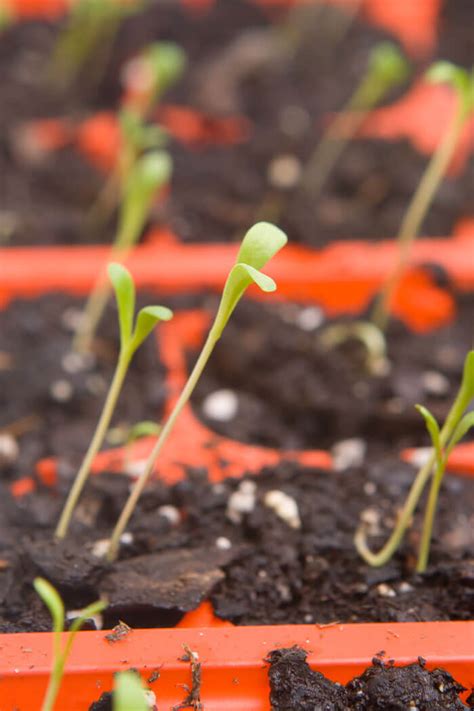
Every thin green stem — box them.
[41,634,63,711]
[55,348,132,539]
[371,101,467,331]
[416,454,446,573]
[107,329,219,561]
[302,73,387,197]
[355,382,471,567]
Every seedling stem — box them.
[355,350,474,571]
[107,222,287,560]
[372,62,474,330]
[56,264,172,539]
[302,42,409,196]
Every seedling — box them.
[302,42,410,196]
[371,62,474,330]
[107,221,288,560]
[355,350,474,573]
[34,577,106,711]
[74,149,172,353]
[123,40,187,116]
[56,263,173,539]
[91,42,186,224]
[51,0,147,88]
[114,671,151,711]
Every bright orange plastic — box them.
[1,233,474,707]
[0,622,472,710]
[3,228,473,329]
[325,0,441,56]
[353,80,474,175]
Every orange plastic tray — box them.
[1,232,474,709]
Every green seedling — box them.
[51,0,147,88]
[106,221,288,560]
[319,321,389,376]
[56,263,173,539]
[91,42,185,226]
[371,61,474,330]
[124,40,187,115]
[355,350,474,572]
[302,41,410,196]
[113,671,150,711]
[34,578,106,711]
[74,149,172,353]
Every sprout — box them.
[106,221,288,560]
[355,350,474,572]
[74,150,172,353]
[302,42,410,195]
[124,41,187,114]
[371,61,474,330]
[56,264,172,539]
[51,0,147,88]
[34,578,106,711]
[113,671,150,711]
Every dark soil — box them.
[0,454,472,633]
[1,0,473,247]
[190,293,474,452]
[0,293,169,477]
[268,647,472,710]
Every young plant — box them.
[355,350,474,573]
[56,263,173,539]
[34,577,106,711]
[51,0,146,88]
[74,149,172,353]
[113,671,151,711]
[106,221,288,560]
[122,40,187,116]
[91,42,186,224]
[302,41,410,196]
[371,62,474,330]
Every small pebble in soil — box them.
[296,306,324,331]
[227,480,257,523]
[360,507,382,536]
[376,583,396,598]
[264,489,301,529]
[331,438,366,471]
[125,459,148,477]
[267,154,302,189]
[422,370,450,396]
[202,389,239,422]
[215,536,232,550]
[61,351,93,375]
[91,538,111,559]
[158,505,181,526]
[61,307,86,332]
[49,379,74,402]
[363,481,377,496]
[0,434,19,467]
[278,104,311,137]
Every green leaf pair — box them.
[427,61,474,117]
[108,263,173,356]
[211,222,287,340]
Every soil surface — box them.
[190,293,474,452]
[1,0,473,247]
[0,455,472,633]
[0,293,170,477]
[268,648,472,710]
